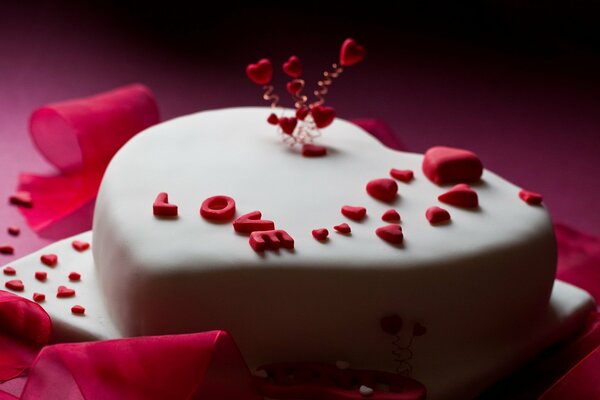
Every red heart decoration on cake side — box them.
[279,117,298,135]
[282,55,303,78]
[246,59,273,86]
[366,178,398,202]
[339,38,366,67]
[311,106,335,129]
[376,224,404,245]
[438,184,479,208]
[286,81,303,95]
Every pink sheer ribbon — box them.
[17,84,160,231]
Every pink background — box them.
[1,3,599,265]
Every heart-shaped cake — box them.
[90,107,565,399]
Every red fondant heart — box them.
[33,292,45,303]
[279,117,298,135]
[246,58,273,86]
[3,266,16,275]
[312,228,329,241]
[40,253,58,267]
[339,38,366,67]
[233,211,275,234]
[380,314,403,335]
[376,224,404,245]
[5,279,24,292]
[422,146,483,185]
[382,209,401,222]
[35,271,47,281]
[438,184,479,208]
[71,305,86,315]
[9,191,33,207]
[390,168,414,183]
[302,144,327,157]
[286,81,303,95]
[0,245,14,255]
[426,206,451,224]
[296,107,310,120]
[333,223,351,234]
[72,240,90,251]
[282,55,303,78]
[57,285,76,298]
[311,106,335,129]
[341,205,367,221]
[519,189,543,205]
[366,178,398,202]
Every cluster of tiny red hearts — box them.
[246,38,366,150]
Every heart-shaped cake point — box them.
[282,55,303,78]
[366,178,398,202]
[246,59,273,86]
[340,38,366,67]
[438,184,479,208]
[311,106,335,129]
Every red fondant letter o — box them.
[200,195,236,221]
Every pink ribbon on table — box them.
[0,291,259,400]
[17,84,160,232]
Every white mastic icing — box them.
[80,106,593,399]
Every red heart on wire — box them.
[246,59,273,85]
[311,106,335,129]
[340,38,366,67]
[283,55,303,78]
[279,117,298,135]
[286,81,303,95]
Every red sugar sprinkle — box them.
[7,226,20,236]
[341,206,367,221]
[249,230,294,252]
[57,285,76,298]
[33,293,45,303]
[71,305,86,315]
[3,266,16,276]
[333,223,352,234]
[376,225,404,245]
[5,279,24,292]
[426,206,451,224]
[302,144,327,157]
[0,245,14,255]
[72,240,90,252]
[35,271,47,281]
[69,272,81,281]
[438,184,479,208]
[233,211,275,234]
[390,169,414,183]
[519,189,543,205]
[41,254,58,267]
[8,191,33,208]
[382,209,401,222]
[200,195,236,221]
[366,178,398,202]
[312,228,329,241]
[153,192,178,217]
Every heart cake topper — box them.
[246,38,366,155]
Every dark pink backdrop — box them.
[0,2,599,265]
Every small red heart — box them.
[312,228,329,241]
[381,209,401,222]
[519,189,543,205]
[390,168,414,183]
[413,323,427,337]
[5,279,24,292]
[57,285,76,298]
[340,38,366,67]
[9,191,33,208]
[376,224,404,245]
[366,178,398,202]
[302,144,327,157]
[246,58,273,85]
[422,146,483,184]
[296,107,310,120]
[279,117,297,135]
[40,254,58,267]
[426,206,451,224]
[267,113,279,125]
[286,80,303,95]
[311,106,335,129]
[33,293,45,303]
[341,205,366,221]
[380,314,403,335]
[35,271,47,281]
[438,184,479,208]
[3,266,16,275]
[7,226,20,236]
[0,245,14,255]
[72,240,90,252]
[153,192,178,217]
[282,55,303,78]
[71,305,85,315]
[333,223,351,234]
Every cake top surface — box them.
[93,107,552,273]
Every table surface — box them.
[1,2,599,265]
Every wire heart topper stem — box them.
[246,38,366,155]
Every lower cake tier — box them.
[1,232,594,399]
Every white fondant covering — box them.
[3,107,593,399]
